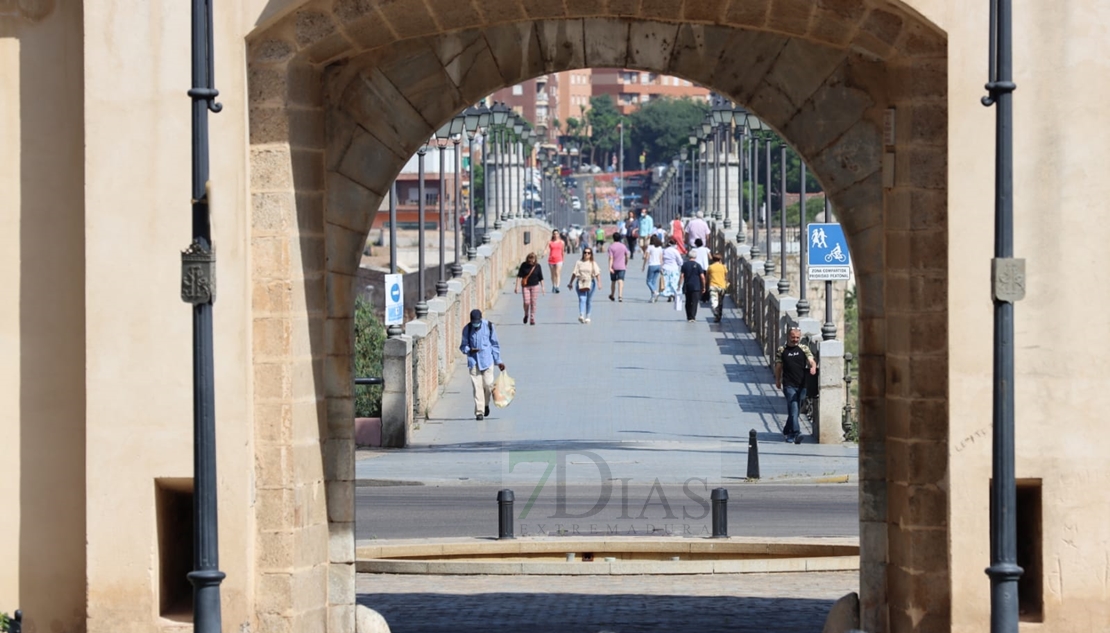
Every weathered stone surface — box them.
[326,221,371,275]
[251,37,297,64]
[427,0,484,30]
[480,0,529,22]
[520,0,565,19]
[641,0,681,20]
[709,29,787,104]
[607,0,639,17]
[378,0,438,38]
[683,0,727,22]
[564,0,605,18]
[812,121,881,193]
[628,21,680,72]
[341,66,431,159]
[889,58,946,101]
[861,8,904,46]
[783,63,873,157]
[904,146,946,190]
[855,271,883,319]
[432,29,504,105]
[334,128,401,199]
[829,170,882,234]
[340,9,397,51]
[250,66,289,107]
[583,18,630,68]
[485,21,546,85]
[901,20,947,58]
[766,38,846,111]
[292,149,326,192]
[766,0,814,36]
[668,24,733,83]
[295,8,338,47]
[289,63,325,108]
[807,7,857,48]
[536,19,586,72]
[328,604,355,633]
[909,229,945,272]
[378,45,463,139]
[724,0,769,28]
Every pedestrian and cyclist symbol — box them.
[807,223,851,280]
[384,273,404,326]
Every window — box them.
[512,85,523,95]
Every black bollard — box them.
[11,610,21,633]
[710,488,729,538]
[746,429,760,480]
[497,489,515,540]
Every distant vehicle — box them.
[571,196,582,210]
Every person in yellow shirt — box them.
[706,253,729,323]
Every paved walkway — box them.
[357,249,857,488]
[357,571,858,633]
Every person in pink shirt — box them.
[606,232,631,302]
[547,229,565,293]
[685,210,711,251]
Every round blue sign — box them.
[390,283,401,302]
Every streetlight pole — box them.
[688,135,697,217]
[763,133,773,276]
[680,148,687,219]
[434,124,451,297]
[734,106,748,243]
[821,197,837,340]
[462,106,481,260]
[184,0,225,629]
[387,181,403,338]
[415,144,429,318]
[777,144,790,294]
[451,126,462,277]
[797,161,810,316]
[983,0,1022,629]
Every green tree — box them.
[353,296,386,418]
[471,161,484,217]
[628,97,710,168]
[586,95,624,167]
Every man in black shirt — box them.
[677,252,705,322]
[774,327,817,444]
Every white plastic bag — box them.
[674,293,683,312]
[492,370,516,408]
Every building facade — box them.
[591,68,712,114]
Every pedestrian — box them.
[660,237,684,302]
[642,234,664,302]
[514,252,545,325]
[459,309,505,421]
[606,231,631,302]
[685,211,710,251]
[568,247,602,323]
[690,238,711,302]
[775,327,817,443]
[547,229,565,293]
[678,252,706,322]
[568,226,581,253]
[637,208,655,257]
[706,253,728,322]
[594,226,606,252]
[624,210,639,259]
[670,216,687,255]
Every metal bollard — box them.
[497,489,515,540]
[746,429,760,479]
[11,610,22,633]
[710,488,729,538]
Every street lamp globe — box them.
[491,102,509,126]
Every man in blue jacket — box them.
[459,309,505,420]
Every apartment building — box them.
[590,69,711,114]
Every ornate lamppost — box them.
[433,121,454,297]
[415,141,429,318]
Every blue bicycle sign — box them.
[807,223,851,281]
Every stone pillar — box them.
[380,337,413,448]
[817,339,845,444]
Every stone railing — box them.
[709,225,847,444]
[379,218,548,447]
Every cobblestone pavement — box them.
[357,571,858,632]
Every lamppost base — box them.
[796,298,810,317]
[713,212,723,221]
[723,218,732,229]
[451,262,463,278]
[749,246,761,259]
[387,324,404,338]
[415,301,429,319]
[494,218,503,230]
[736,231,746,243]
[821,322,837,341]
[435,281,448,297]
[467,246,478,260]
[764,261,775,276]
[482,233,491,244]
[776,280,790,294]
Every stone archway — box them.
[247,3,947,632]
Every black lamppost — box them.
[491,102,510,230]
[415,143,429,318]
[433,122,453,297]
[712,103,731,227]
[777,144,790,295]
[701,117,713,219]
[821,198,837,340]
[679,148,687,220]
[687,134,697,217]
[512,116,525,219]
[451,116,463,278]
[462,105,482,260]
[745,113,765,261]
[183,0,225,630]
[983,0,1021,630]
[733,105,749,243]
[387,181,403,338]
[796,161,811,316]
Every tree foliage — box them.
[353,296,385,418]
[628,97,710,168]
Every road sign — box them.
[385,273,404,326]
[807,223,851,280]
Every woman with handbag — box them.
[567,248,602,324]
[514,252,545,325]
